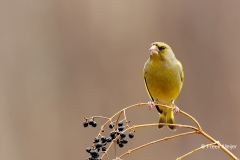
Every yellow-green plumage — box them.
[143,42,184,130]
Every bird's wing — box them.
[177,60,184,83]
[143,71,163,113]
[143,75,154,102]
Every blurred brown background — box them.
[0,0,240,160]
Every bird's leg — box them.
[172,104,180,115]
[147,101,155,110]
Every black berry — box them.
[88,120,94,125]
[118,126,124,131]
[83,122,88,127]
[102,146,107,151]
[88,157,95,160]
[101,136,106,143]
[94,137,99,143]
[116,139,120,144]
[119,143,124,148]
[109,123,114,129]
[92,121,97,127]
[120,133,126,138]
[118,121,123,127]
[122,138,128,144]
[86,147,91,153]
[95,142,102,149]
[90,150,99,158]
[106,137,112,142]
[129,132,134,138]
[110,131,115,138]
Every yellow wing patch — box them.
[177,61,184,83]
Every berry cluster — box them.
[84,118,135,160]
[109,121,134,148]
[86,136,109,159]
[83,119,97,128]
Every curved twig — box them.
[119,131,197,158]
[200,131,238,159]
[153,103,202,130]
[177,142,217,160]
[100,123,198,159]
[85,102,238,160]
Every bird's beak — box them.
[149,45,159,55]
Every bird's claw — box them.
[172,105,180,115]
[147,101,155,110]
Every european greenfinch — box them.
[143,42,184,130]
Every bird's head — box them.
[149,42,175,60]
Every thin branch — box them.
[100,123,198,159]
[176,142,217,160]
[123,109,130,127]
[105,152,110,160]
[200,131,238,160]
[96,104,139,137]
[119,131,197,158]
[93,116,110,120]
[123,109,127,121]
[131,123,198,131]
[87,102,238,160]
[115,111,123,131]
[100,139,114,160]
[152,103,201,130]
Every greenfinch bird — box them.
[143,42,184,130]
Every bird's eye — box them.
[158,46,166,50]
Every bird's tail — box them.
[158,113,166,129]
[166,109,176,131]
[158,109,176,131]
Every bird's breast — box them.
[144,61,182,102]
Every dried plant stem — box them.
[176,142,217,160]
[100,123,197,159]
[130,123,198,131]
[101,139,114,159]
[119,131,197,158]
[92,116,110,120]
[143,103,238,159]
[123,109,130,127]
[91,102,238,160]
[200,131,238,159]
[153,103,201,130]
[115,111,123,131]
[123,109,127,121]
[105,153,110,160]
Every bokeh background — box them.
[1,0,240,160]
